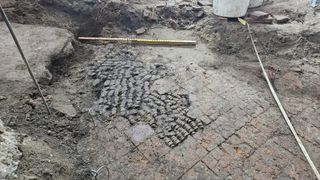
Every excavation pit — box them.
[0,0,319,179]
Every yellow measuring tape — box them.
[238,18,247,26]
[78,37,197,46]
[239,17,320,180]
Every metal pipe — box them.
[0,4,51,114]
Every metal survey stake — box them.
[0,4,51,114]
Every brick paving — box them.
[78,61,320,179]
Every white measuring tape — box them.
[238,18,320,179]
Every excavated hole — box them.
[3,1,320,180]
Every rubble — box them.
[0,119,22,180]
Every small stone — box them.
[39,69,53,85]
[186,117,192,123]
[192,5,203,11]
[171,136,180,145]
[166,1,176,7]
[156,3,166,8]
[195,10,205,18]
[92,79,101,87]
[164,137,173,146]
[164,131,175,137]
[143,9,158,21]
[25,99,39,109]
[0,125,5,134]
[23,175,38,180]
[190,121,197,128]
[200,116,213,125]
[274,15,290,24]
[179,2,191,7]
[175,119,183,126]
[158,133,165,139]
[0,95,7,101]
[176,131,184,140]
[130,109,138,115]
[181,128,189,136]
[100,90,108,97]
[128,117,136,125]
[111,108,117,115]
[291,67,303,73]
[248,11,270,20]
[135,27,146,35]
[120,110,127,116]
[169,144,175,148]
[197,0,212,6]
[184,123,192,132]
[104,80,110,86]
[47,130,53,135]
[195,119,204,128]
[168,19,178,30]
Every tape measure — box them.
[78,37,197,46]
[241,17,320,179]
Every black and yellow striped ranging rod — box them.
[78,37,197,46]
[0,4,51,114]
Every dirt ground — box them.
[0,0,319,179]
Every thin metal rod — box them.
[247,23,320,180]
[0,4,51,114]
[78,37,197,46]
